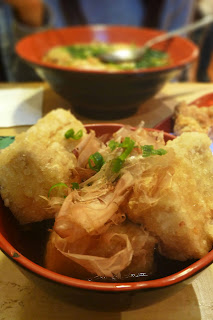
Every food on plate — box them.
[44,126,213,277]
[173,101,213,138]
[44,125,166,278]
[126,132,213,261]
[0,109,213,281]
[42,42,170,71]
[0,109,87,224]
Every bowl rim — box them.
[15,24,199,75]
[0,125,212,292]
[1,235,213,292]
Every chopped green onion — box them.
[111,137,135,172]
[141,145,167,157]
[48,183,69,197]
[65,44,109,59]
[71,182,80,190]
[65,129,83,140]
[88,152,105,172]
[119,137,135,161]
[154,148,167,155]
[108,140,120,151]
[111,158,124,173]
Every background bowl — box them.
[16,25,198,119]
[0,124,213,312]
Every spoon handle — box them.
[145,15,213,49]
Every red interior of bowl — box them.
[15,25,198,74]
[154,92,213,132]
[191,92,213,107]
[0,124,212,292]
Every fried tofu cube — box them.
[0,109,86,224]
[127,132,213,261]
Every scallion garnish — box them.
[111,137,135,172]
[141,145,167,157]
[48,182,69,197]
[48,182,80,197]
[119,137,135,160]
[65,128,83,140]
[88,152,105,172]
[108,140,120,151]
[71,182,80,189]
[111,158,124,173]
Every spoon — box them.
[99,15,213,63]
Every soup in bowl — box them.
[15,25,198,119]
[42,42,170,72]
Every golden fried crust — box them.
[174,101,213,136]
[0,109,86,224]
[126,132,213,261]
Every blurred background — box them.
[0,0,213,83]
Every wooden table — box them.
[0,82,213,320]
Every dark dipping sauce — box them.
[0,201,196,283]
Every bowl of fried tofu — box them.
[0,109,213,312]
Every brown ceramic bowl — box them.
[0,124,213,312]
[15,25,198,119]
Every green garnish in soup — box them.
[43,42,170,72]
[65,43,108,59]
[135,48,169,69]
